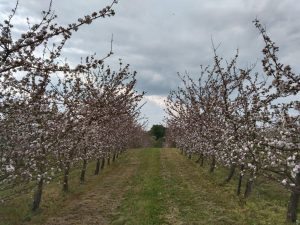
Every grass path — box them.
[110,148,167,225]
[43,152,140,225]
[112,148,289,225]
[159,149,285,224]
[1,148,291,225]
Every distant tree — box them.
[149,125,166,140]
[149,125,166,148]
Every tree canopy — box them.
[149,125,166,140]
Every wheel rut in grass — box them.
[159,148,288,225]
[44,152,140,225]
[160,148,241,225]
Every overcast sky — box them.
[1,0,300,129]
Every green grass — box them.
[0,156,130,225]
[160,149,292,225]
[111,148,168,225]
[112,148,293,224]
[0,148,297,225]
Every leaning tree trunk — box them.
[210,156,216,173]
[113,153,116,162]
[94,159,101,175]
[63,163,70,192]
[101,157,105,169]
[287,173,300,223]
[32,178,44,211]
[224,164,236,183]
[200,154,204,167]
[80,159,87,183]
[237,165,244,196]
[244,177,254,198]
[196,154,204,166]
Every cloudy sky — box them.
[1,0,300,129]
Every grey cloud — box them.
[1,0,300,126]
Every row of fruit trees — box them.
[0,0,145,211]
[166,20,300,223]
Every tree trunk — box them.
[188,154,192,159]
[200,154,204,167]
[94,159,101,175]
[116,152,119,158]
[224,164,236,183]
[237,165,244,196]
[32,178,44,211]
[209,156,216,173]
[101,157,105,169]
[196,154,204,166]
[244,178,254,198]
[107,157,110,166]
[63,163,70,192]
[80,159,87,183]
[287,173,300,223]
[113,153,116,162]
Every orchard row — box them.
[0,1,145,211]
[166,20,300,223]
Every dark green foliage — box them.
[149,125,165,140]
[149,125,166,148]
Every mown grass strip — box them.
[0,152,133,225]
[161,148,292,225]
[1,148,296,225]
[111,148,168,225]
